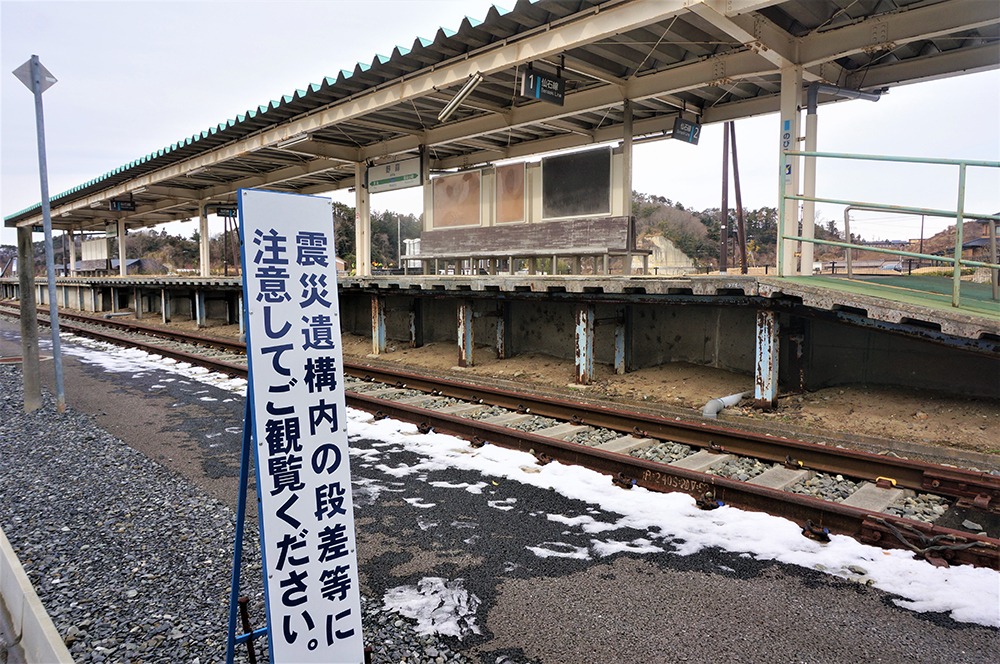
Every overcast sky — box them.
[2,0,998,249]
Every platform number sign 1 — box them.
[237,189,363,663]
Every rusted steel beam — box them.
[458,299,474,367]
[754,309,778,408]
[575,303,594,384]
[371,294,386,355]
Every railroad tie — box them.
[669,450,734,473]
[481,412,535,426]
[362,387,411,398]
[533,422,591,440]
[749,465,815,490]
[435,403,488,416]
[840,482,915,513]
[596,435,658,454]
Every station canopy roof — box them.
[5,0,998,232]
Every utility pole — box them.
[14,55,66,412]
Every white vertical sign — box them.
[239,189,364,663]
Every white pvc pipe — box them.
[702,391,749,419]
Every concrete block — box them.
[481,413,534,426]
[436,403,488,416]
[533,422,591,440]
[597,435,658,454]
[749,466,814,490]
[841,482,914,512]
[669,450,733,472]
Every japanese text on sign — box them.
[239,189,363,663]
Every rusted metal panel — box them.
[754,309,779,407]
[195,290,206,328]
[575,303,595,384]
[458,299,474,367]
[614,305,633,375]
[496,301,511,359]
[371,294,386,355]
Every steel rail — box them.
[344,364,1000,511]
[5,303,999,568]
[350,393,999,569]
[9,302,1000,509]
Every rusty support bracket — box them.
[753,309,779,408]
[371,294,386,355]
[925,469,1000,512]
[696,492,722,510]
[802,521,831,542]
[575,303,595,385]
[613,473,636,490]
[532,449,553,465]
[458,299,474,367]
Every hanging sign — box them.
[520,68,565,105]
[109,199,136,212]
[238,189,364,663]
[671,117,701,145]
[367,156,422,194]
[216,206,238,218]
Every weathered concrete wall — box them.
[804,318,999,396]
[630,305,755,372]
[336,291,997,398]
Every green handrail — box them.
[779,150,1000,308]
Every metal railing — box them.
[779,150,1000,307]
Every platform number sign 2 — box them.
[238,189,364,663]
[672,116,701,145]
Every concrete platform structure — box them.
[2,271,998,405]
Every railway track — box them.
[3,302,999,569]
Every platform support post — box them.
[614,305,633,375]
[754,310,780,408]
[237,294,245,343]
[496,301,511,359]
[195,290,206,328]
[134,288,142,319]
[17,226,42,413]
[575,303,595,385]
[161,289,171,324]
[458,299,474,367]
[371,294,386,355]
[409,299,423,348]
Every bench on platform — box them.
[415,216,649,276]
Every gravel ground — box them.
[0,363,475,663]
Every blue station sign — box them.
[672,117,701,145]
[520,68,565,106]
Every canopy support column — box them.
[778,65,802,277]
[118,218,127,277]
[355,163,371,277]
[199,206,210,277]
